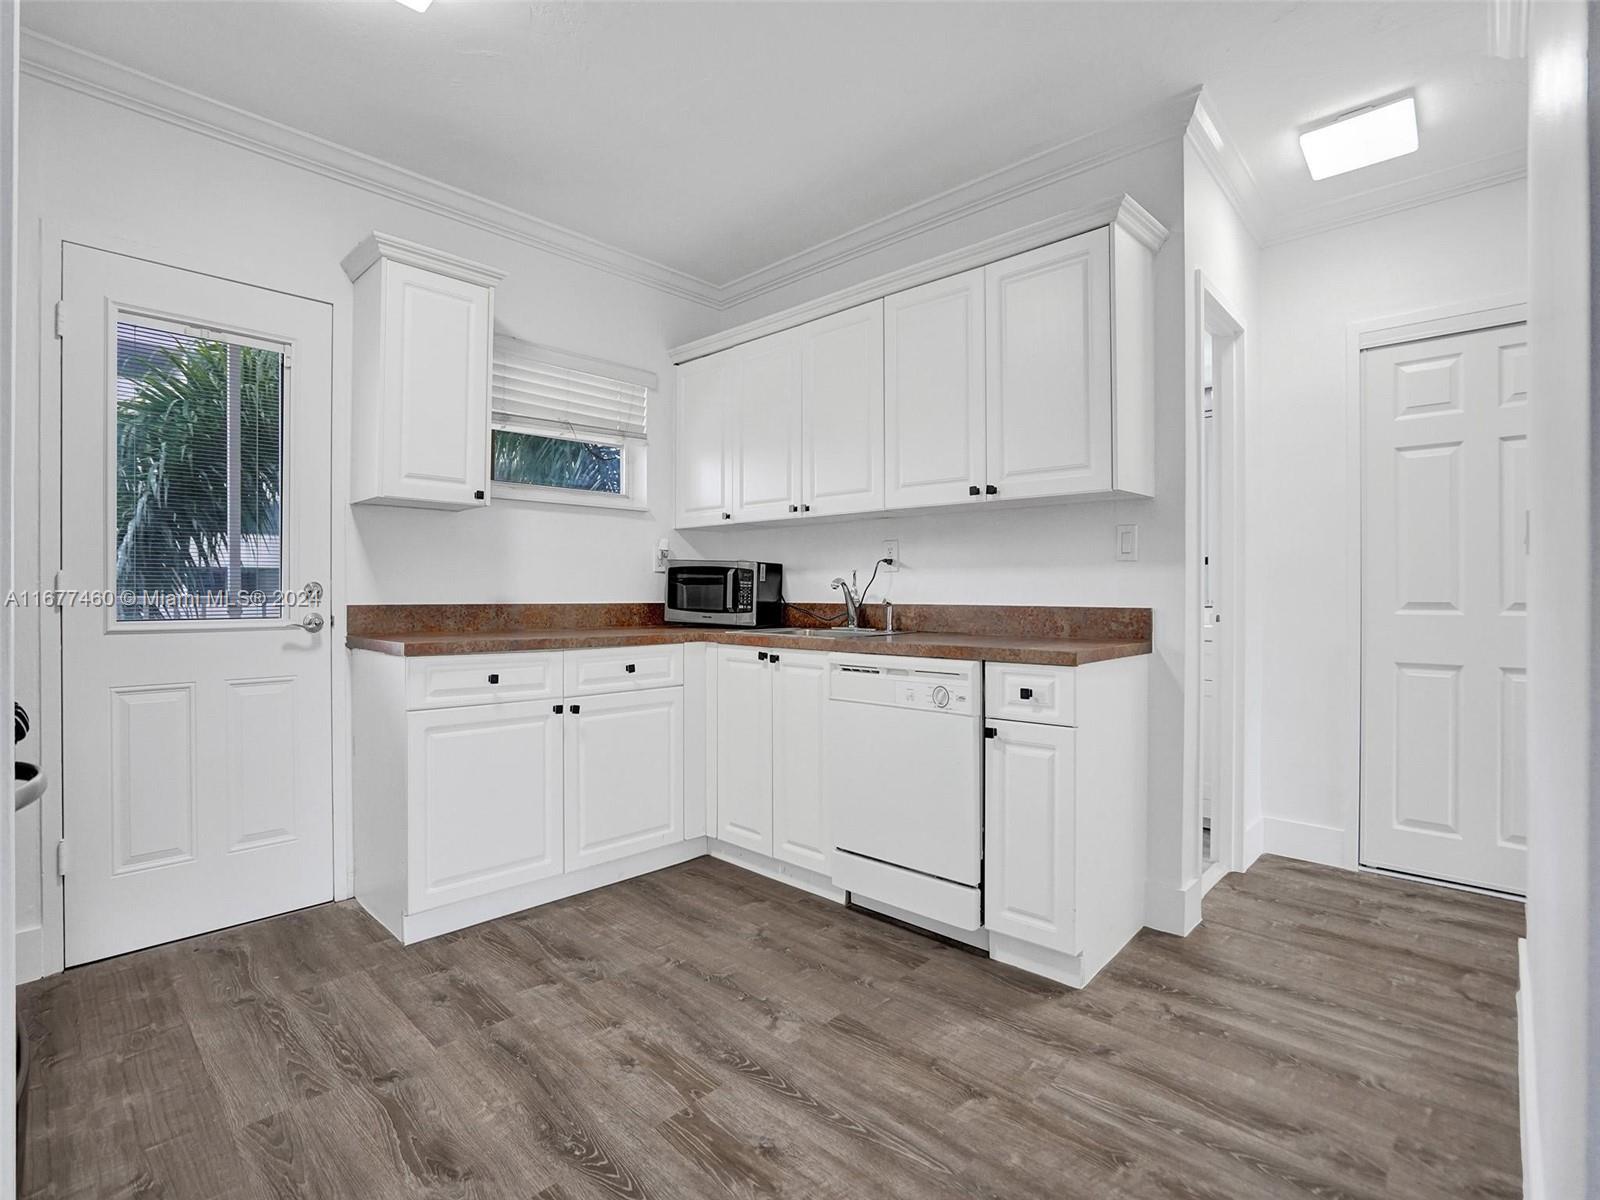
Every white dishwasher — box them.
[825,654,983,930]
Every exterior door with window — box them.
[60,244,334,965]
[1360,322,1528,894]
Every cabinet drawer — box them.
[564,643,684,697]
[985,662,1076,726]
[405,652,562,711]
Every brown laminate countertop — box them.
[346,624,1151,668]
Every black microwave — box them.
[665,560,784,627]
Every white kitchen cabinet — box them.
[770,651,830,872]
[985,230,1113,499]
[343,233,503,510]
[713,647,829,871]
[406,700,564,914]
[564,688,684,872]
[883,268,987,509]
[676,352,738,527]
[715,646,774,853]
[672,198,1162,524]
[984,720,1077,952]
[352,648,701,945]
[732,331,805,521]
[982,654,1149,988]
[801,301,885,517]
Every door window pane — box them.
[115,321,283,621]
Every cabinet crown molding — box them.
[342,231,507,288]
[671,193,1168,365]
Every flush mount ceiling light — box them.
[393,0,433,11]
[1299,95,1418,181]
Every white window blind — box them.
[492,334,653,441]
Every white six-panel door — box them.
[1360,323,1529,893]
[61,244,335,965]
[884,268,986,508]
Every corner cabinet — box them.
[343,233,505,510]
[671,196,1163,529]
[351,644,696,944]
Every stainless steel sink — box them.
[769,627,896,639]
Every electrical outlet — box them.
[882,539,900,570]
[653,539,671,574]
[1115,524,1139,562]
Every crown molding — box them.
[19,32,727,307]
[713,88,1198,310]
[670,193,1167,364]
[1183,89,1271,246]
[341,231,505,287]
[1263,148,1527,246]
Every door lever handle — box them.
[295,613,325,634]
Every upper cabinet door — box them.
[732,332,804,521]
[984,229,1113,499]
[801,301,885,517]
[676,351,737,527]
[883,268,986,509]
[345,235,502,510]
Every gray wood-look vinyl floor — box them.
[19,854,1523,1199]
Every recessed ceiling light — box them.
[394,0,433,11]
[1299,96,1419,181]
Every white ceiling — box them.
[21,0,1527,290]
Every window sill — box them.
[490,481,648,512]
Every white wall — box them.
[11,74,717,977]
[680,138,1196,931]
[1252,179,1528,866]
[1522,3,1592,1195]
[1182,132,1263,888]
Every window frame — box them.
[488,419,648,512]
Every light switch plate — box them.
[882,539,900,571]
[1115,524,1139,562]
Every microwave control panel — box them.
[733,569,754,610]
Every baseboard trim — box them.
[14,925,43,985]
[1145,876,1201,936]
[706,841,845,903]
[1517,937,1545,1200]
[1262,816,1346,868]
[382,839,710,944]
[1242,818,1265,870]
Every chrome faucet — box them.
[831,571,863,629]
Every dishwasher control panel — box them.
[828,657,979,716]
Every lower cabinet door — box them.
[984,719,1078,952]
[564,688,685,872]
[406,700,564,913]
[715,647,774,854]
[771,650,829,871]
